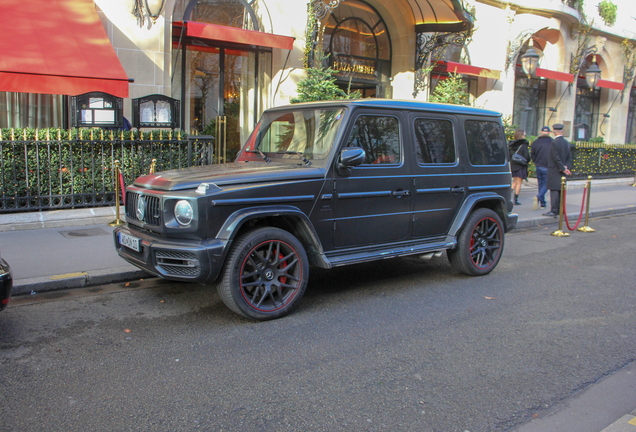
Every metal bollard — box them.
[551,176,569,237]
[577,175,595,233]
[108,160,124,227]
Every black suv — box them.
[114,100,517,320]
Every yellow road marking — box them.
[50,272,88,280]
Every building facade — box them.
[1,0,635,147]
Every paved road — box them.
[1,213,635,431]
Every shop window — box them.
[574,82,600,141]
[626,87,636,144]
[0,92,65,129]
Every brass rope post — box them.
[149,158,157,174]
[108,160,124,227]
[577,175,595,232]
[551,176,570,237]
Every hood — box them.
[133,162,325,191]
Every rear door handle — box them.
[450,187,465,193]
[392,190,410,197]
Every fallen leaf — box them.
[160,300,165,303]
[484,296,496,300]
[532,414,538,418]
[125,282,130,287]
[124,329,131,333]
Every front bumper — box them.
[114,225,229,283]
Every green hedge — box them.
[527,140,636,179]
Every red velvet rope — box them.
[562,186,587,231]
[119,170,126,206]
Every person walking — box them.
[530,126,553,210]
[509,129,530,205]
[543,123,572,217]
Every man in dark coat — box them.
[543,123,572,216]
[531,126,552,210]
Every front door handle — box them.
[392,190,410,197]
[450,187,465,193]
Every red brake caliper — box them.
[278,253,287,284]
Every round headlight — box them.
[136,196,146,221]
[174,200,193,226]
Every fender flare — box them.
[215,205,331,268]
[448,193,509,237]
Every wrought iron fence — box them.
[0,134,215,213]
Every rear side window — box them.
[414,118,456,164]
[464,120,506,166]
[346,115,400,164]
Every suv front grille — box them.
[126,192,162,226]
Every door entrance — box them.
[184,46,256,162]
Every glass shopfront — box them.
[321,0,392,98]
[172,0,272,162]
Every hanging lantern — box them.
[521,39,540,78]
[585,55,601,89]
[144,0,165,23]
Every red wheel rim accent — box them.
[469,216,502,270]
[239,239,302,312]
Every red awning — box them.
[597,79,624,91]
[436,61,500,80]
[177,21,294,51]
[535,68,574,83]
[0,0,129,97]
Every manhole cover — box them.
[58,228,110,238]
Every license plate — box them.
[119,232,141,252]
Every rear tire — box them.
[448,208,504,276]
[217,227,309,320]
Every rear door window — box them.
[414,118,456,164]
[464,120,506,166]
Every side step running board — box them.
[326,241,455,267]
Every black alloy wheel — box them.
[448,208,504,276]
[218,227,309,320]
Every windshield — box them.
[237,108,347,168]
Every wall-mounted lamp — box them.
[521,39,540,78]
[585,55,602,89]
[133,0,166,26]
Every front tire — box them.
[448,208,504,276]
[218,227,309,320]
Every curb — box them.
[12,266,151,296]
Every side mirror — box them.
[337,147,365,176]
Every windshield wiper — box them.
[245,149,271,163]
[277,151,311,166]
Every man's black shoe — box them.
[542,211,558,217]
